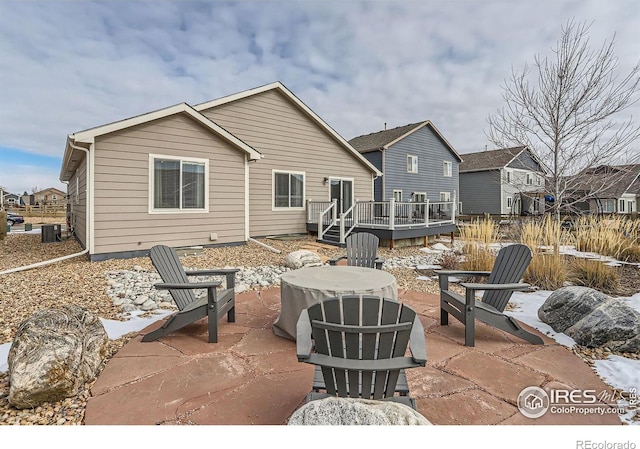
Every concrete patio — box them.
[85,288,623,425]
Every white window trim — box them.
[505,169,512,183]
[411,192,426,202]
[407,155,418,174]
[272,169,306,211]
[526,173,533,185]
[148,153,209,214]
[392,190,402,202]
[443,161,452,177]
[507,196,513,208]
[439,192,451,201]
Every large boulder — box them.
[538,286,609,332]
[284,250,322,269]
[565,301,640,353]
[538,286,640,352]
[288,397,431,425]
[8,304,109,409]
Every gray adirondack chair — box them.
[296,295,427,409]
[142,245,239,343]
[436,243,543,347]
[328,232,384,269]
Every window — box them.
[440,192,451,201]
[536,176,541,186]
[150,154,208,212]
[526,173,533,185]
[602,199,615,213]
[411,192,426,202]
[52,194,57,200]
[506,170,512,183]
[407,155,418,173]
[619,199,625,212]
[273,170,305,209]
[392,190,402,202]
[443,161,452,177]
[628,201,634,213]
[507,196,513,208]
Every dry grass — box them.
[568,257,620,293]
[458,218,498,272]
[519,215,569,290]
[575,215,640,262]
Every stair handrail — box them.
[339,201,358,243]
[318,200,337,241]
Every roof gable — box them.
[572,164,640,198]
[61,103,261,181]
[195,82,381,176]
[349,121,462,162]
[459,146,544,172]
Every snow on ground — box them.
[507,290,640,425]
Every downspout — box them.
[0,140,90,275]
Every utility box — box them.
[24,223,33,231]
[42,224,61,243]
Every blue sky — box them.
[1,0,639,195]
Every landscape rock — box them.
[284,250,323,269]
[8,304,109,409]
[538,286,609,332]
[566,300,640,353]
[538,286,640,352]
[288,397,431,425]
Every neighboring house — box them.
[60,81,380,261]
[32,187,66,206]
[349,121,462,206]
[567,164,640,215]
[459,146,546,216]
[2,192,22,207]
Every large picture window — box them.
[150,154,208,212]
[273,170,305,209]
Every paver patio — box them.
[85,288,623,425]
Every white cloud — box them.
[0,0,638,162]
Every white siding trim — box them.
[148,153,210,214]
[245,158,250,239]
[89,141,95,255]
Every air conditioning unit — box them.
[42,224,62,243]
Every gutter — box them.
[0,139,90,275]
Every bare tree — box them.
[486,20,640,220]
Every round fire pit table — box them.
[273,265,398,340]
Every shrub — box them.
[523,253,567,291]
[569,257,619,293]
[438,252,460,270]
[574,215,640,261]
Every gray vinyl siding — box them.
[383,126,459,202]
[92,114,246,255]
[69,153,87,249]
[459,170,502,215]
[360,151,383,201]
[200,89,374,237]
[507,150,542,172]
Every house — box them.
[59,82,380,261]
[313,121,462,247]
[459,146,546,216]
[349,121,463,206]
[2,192,22,207]
[566,164,640,215]
[32,187,66,206]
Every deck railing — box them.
[315,200,337,241]
[308,198,456,231]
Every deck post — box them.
[389,198,395,230]
[339,213,345,244]
[425,200,430,227]
[331,199,337,222]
